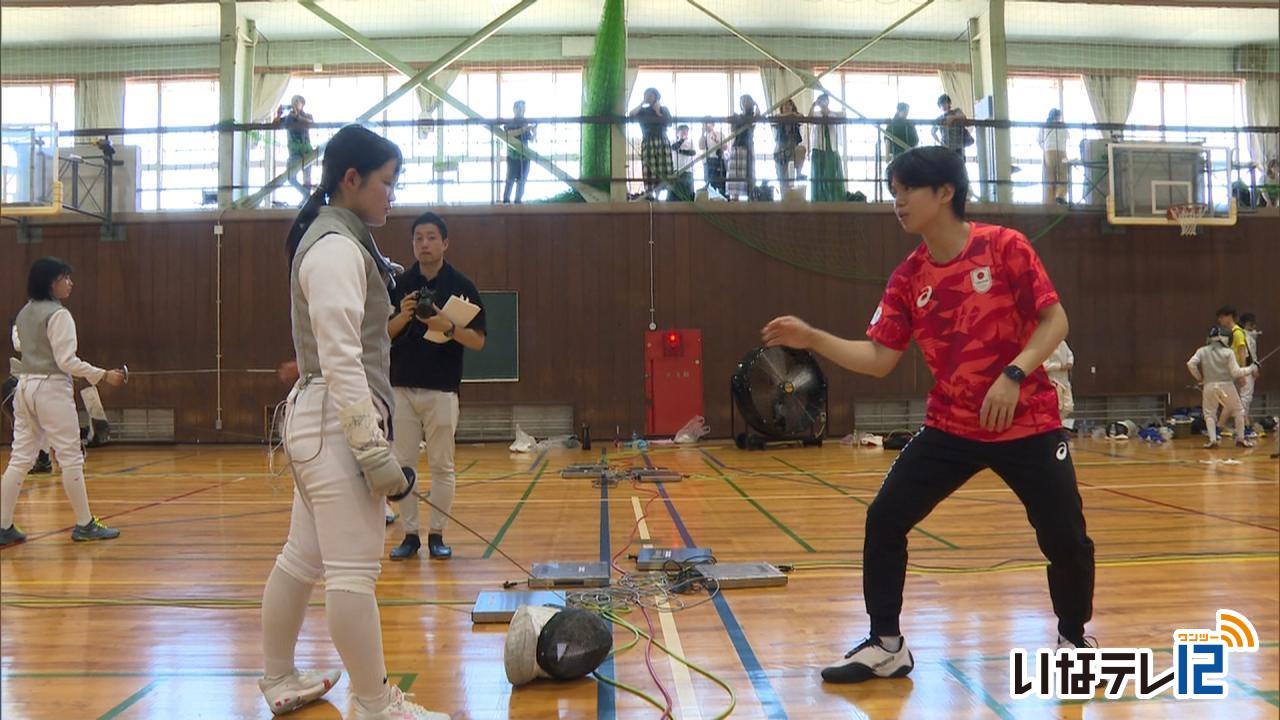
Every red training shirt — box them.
[866,222,1062,441]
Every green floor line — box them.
[702,457,815,553]
[482,459,548,559]
[1227,677,1280,708]
[773,456,960,550]
[942,659,1016,720]
[396,672,418,693]
[96,679,164,720]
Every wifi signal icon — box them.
[1217,609,1259,652]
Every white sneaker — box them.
[1056,634,1098,651]
[259,669,341,715]
[351,686,450,720]
[820,636,914,683]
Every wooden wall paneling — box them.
[3,209,1277,444]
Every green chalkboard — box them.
[462,291,518,382]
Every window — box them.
[0,82,75,144]
[840,73,933,199]
[264,69,584,205]
[124,78,218,210]
[498,69,583,202]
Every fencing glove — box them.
[338,396,415,501]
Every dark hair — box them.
[885,146,969,219]
[896,102,909,112]
[1215,305,1237,319]
[644,87,660,101]
[27,256,73,301]
[937,94,952,107]
[1240,312,1256,325]
[285,125,403,266]
[676,123,690,132]
[411,211,448,240]
[1046,108,1062,123]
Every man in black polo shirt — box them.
[387,212,487,560]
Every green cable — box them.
[592,671,668,713]
[604,610,738,720]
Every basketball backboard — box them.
[1106,141,1237,229]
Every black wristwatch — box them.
[1002,365,1027,384]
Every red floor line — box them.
[1,477,245,550]
[1076,479,1279,533]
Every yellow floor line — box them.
[632,494,702,720]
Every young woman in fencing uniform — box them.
[258,125,447,720]
[1187,326,1257,449]
[1,257,124,546]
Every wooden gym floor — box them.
[0,438,1276,719]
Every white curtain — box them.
[1082,74,1137,136]
[937,69,975,119]
[760,66,813,115]
[74,78,125,132]
[250,73,291,123]
[1244,77,1280,170]
[414,69,460,139]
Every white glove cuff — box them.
[338,396,386,451]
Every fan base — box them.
[735,432,823,451]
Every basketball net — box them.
[1167,203,1207,236]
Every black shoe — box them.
[389,534,420,561]
[30,451,52,474]
[427,533,452,560]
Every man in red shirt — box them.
[763,146,1095,683]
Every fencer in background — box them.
[1187,326,1257,449]
[1,257,125,546]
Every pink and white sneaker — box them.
[258,669,341,715]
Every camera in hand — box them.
[414,290,437,320]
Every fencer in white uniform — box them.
[1,257,124,546]
[1043,340,1075,431]
[1187,326,1257,449]
[257,124,447,720]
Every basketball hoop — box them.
[1167,203,1207,236]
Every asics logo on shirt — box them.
[915,286,933,308]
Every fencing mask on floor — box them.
[504,605,613,686]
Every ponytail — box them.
[283,124,404,269]
[286,188,329,267]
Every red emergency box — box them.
[645,329,703,436]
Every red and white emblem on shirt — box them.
[971,266,992,294]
